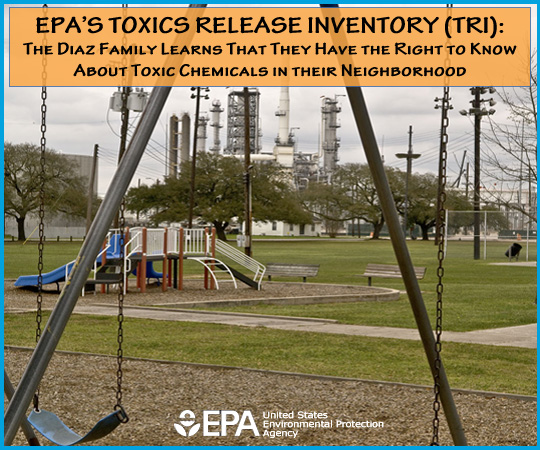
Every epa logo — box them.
[174,410,201,437]
[174,410,260,437]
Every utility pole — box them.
[114,86,131,229]
[434,90,452,244]
[188,86,209,229]
[396,125,421,238]
[460,87,496,259]
[453,150,467,188]
[465,162,470,200]
[85,144,98,235]
[243,87,252,257]
[473,88,482,260]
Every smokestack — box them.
[276,86,290,145]
[180,112,191,167]
[169,114,179,178]
[196,115,209,153]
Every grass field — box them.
[4,312,536,395]
[4,237,537,394]
[4,238,536,331]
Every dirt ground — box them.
[4,280,537,446]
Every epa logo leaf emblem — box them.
[174,410,200,437]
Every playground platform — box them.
[14,227,266,293]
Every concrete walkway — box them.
[73,305,537,349]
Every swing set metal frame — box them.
[4,3,466,446]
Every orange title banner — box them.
[9,6,531,87]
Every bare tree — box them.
[482,50,537,224]
[4,142,86,240]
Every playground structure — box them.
[15,227,266,293]
[112,226,265,291]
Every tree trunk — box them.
[371,220,384,239]
[213,221,228,241]
[420,224,430,240]
[16,216,26,241]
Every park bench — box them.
[266,263,320,283]
[361,263,426,286]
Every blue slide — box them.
[14,261,76,288]
[132,261,166,284]
[14,234,124,289]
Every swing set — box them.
[5,3,467,446]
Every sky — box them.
[3,3,537,197]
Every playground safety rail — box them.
[167,227,181,255]
[123,228,144,292]
[215,239,266,290]
[125,228,143,259]
[64,260,76,282]
[184,228,207,255]
[146,228,166,256]
[90,231,114,290]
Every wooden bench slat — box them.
[266,263,320,282]
[361,264,426,286]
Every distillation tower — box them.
[320,95,341,180]
[225,88,262,155]
[209,100,224,153]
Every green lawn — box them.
[5,239,536,332]
[5,241,83,278]
[4,238,536,395]
[201,239,536,332]
[4,312,536,395]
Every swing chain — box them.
[431,88,448,445]
[115,200,128,422]
[114,9,129,418]
[431,4,452,445]
[34,3,48,413]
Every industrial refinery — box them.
[167,87,342,188]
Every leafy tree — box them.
[4,142,87,241]
[126,153,311,240]
[299,181,350,237]
[301,163,405,239]
[408,172,473,240]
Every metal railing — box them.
[123,228,143,291]
[184,228,207,255]
[215,239,266,289]
[64,260,76,281]
[146,228,166,256]
[167,227,180,255]
[92,231,113,283]
[125,227,143,259]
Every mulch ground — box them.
[4,348,537,446]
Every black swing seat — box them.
[28,407,127,446]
